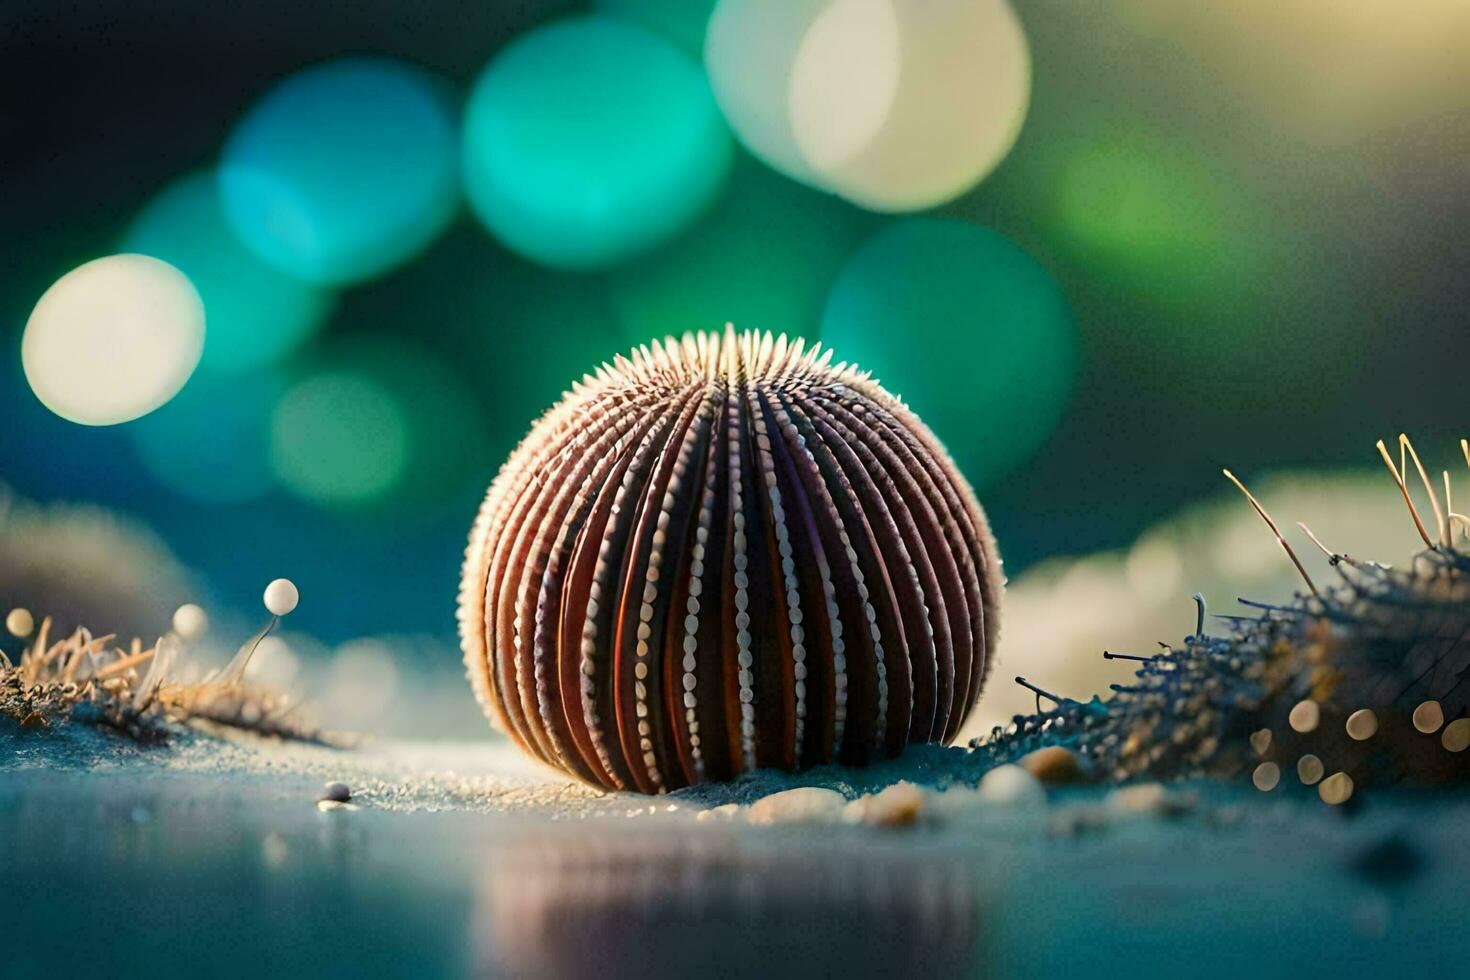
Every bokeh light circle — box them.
[819,219,1076,487]
[125,172,334,373]
[1052,135,1229,303]
[270,370,410,507]
[129,370,281,504]
[269,338,489,513]
[706,0,1030,211]
[220,58,459,285]
[22,254,204,426]
[462,16,733,269]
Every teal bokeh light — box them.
[124,172,333,373]
[462,16,733,269]
[220,58,459,286]
[820,218,1078,488]
[128,370,281,504]
[271,369,410,508]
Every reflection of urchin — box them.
[459,328,1002,792]
[476,834,980,976]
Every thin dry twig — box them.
[1222,469,1319,596]
[1378,439,1436,549]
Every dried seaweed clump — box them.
[980,437,1470,797]
[1,616,325,743]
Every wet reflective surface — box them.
[475,831,984,977]
[5,758,1470,979]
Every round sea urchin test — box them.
[458,330,1002,792]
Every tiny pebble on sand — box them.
[843,781,928,827]
[746,787,847,826]
[976,764,1047,808]
[320,781,352,803]
[1020,745,1084,784]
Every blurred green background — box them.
[3,0,1468,643]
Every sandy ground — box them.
[4,726,1469,978]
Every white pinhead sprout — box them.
[172,603,209,640]
[6,608,35,638]
[263,578,300,617]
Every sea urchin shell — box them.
[458,329,1002,792]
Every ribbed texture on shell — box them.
[458,329,1002,792]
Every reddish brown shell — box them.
[458,329,1002,791]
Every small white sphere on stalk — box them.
[263,579,299,617]
[172,603,210,640]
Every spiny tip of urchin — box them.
[565,329,877,397]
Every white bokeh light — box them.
[22,254,204,426]
[706,0,1031,211]
[787,0,901,175]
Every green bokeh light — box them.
[819,218,1078,488]
[1034,128,1367,395]
[128,370,281,504]
[1057,138,1215,259]
[608,161,871,340]
[270,370,410,507]
[124,172,334,373]
[1048,134,1258,319]
[462,16,734,269]
[220,58,459,286]
[269,338,489,513]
